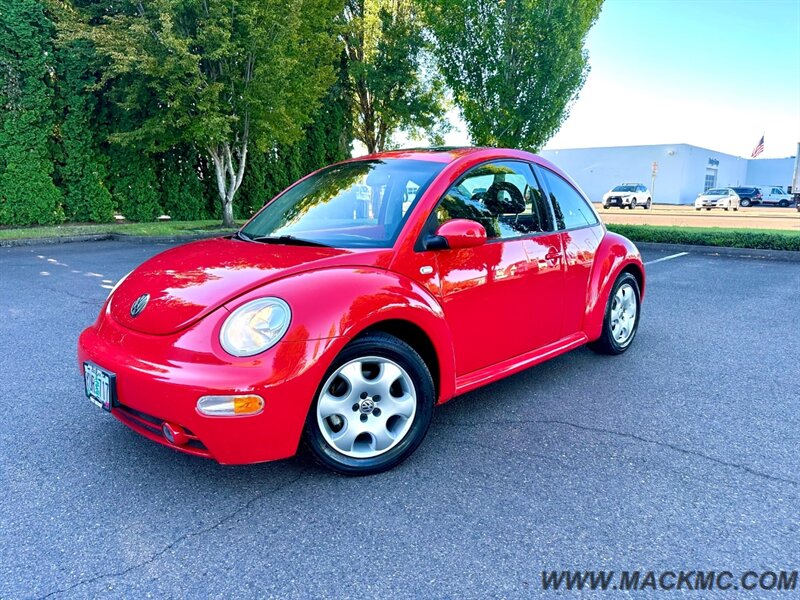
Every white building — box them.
[539,143,796,204]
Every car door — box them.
[535,164,604,337]
[421,160,565,376]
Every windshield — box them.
[240,158,445,248]
[706,189,726,196]
[612,185,637,192]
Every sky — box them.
[439,0,800,159]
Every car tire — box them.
[588,272,641,356]
[695,207,701,211]
[706,208,712,211]
[779,200,789,207]
[603,204,609,209]
[628,202,635,210]
[645,198,652,209]
[724,207,729,211]
[740,198,751,207]
[304,332,435,476]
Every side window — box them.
[539,167,598,230]
[434,161,554,240]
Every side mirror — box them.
[426,219,487,250]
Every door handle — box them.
[545,248,561,263]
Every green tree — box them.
[425,0,602,150]
[107,145,162,221]
[158,145,208,221]
[0,0,64,226]
[342,0,448,153]
[239,56,352,217]
[54,39,114,222]
[65,0,343,227]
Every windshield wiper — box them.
[234,230,251,242]
[250,235,331,248]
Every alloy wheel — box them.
[316,357,417,458]
[610,283,637,345]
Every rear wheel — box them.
[645,198,652,209]
[304,333,435,475]
[779,199,789,207]
[628,202,635,210]
[589,272,641,355]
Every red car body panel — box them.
[78,147,645,465]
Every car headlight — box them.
[220,298,291,357]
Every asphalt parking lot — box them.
[1,239,799,598]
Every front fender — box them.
[227,267,457,402]
[584,231,646,341]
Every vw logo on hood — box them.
[130,293,150,318]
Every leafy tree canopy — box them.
[425,0,602,150]
[62,0,344,226]
[343,0,449,153]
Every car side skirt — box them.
[454,332,588,396]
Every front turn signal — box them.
[197,394,264,416]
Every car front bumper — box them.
[77,309,342,465]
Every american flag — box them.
[751,135,764,158]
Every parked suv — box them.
[730,187,762,207]
[602,183,651,209]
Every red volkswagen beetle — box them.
[78,147,644,475]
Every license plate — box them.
[84,362,116,412]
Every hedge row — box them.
[607,224,800,252]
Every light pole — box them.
[651,161,658,204]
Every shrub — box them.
[607,224,800,252]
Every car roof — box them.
[358,146,489,163]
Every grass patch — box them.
[0,220,242,241]
[607,223,800,252]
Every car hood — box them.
[109,237,389,335]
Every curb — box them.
[111,231,232,244]
[0,230,232,248]
[635,241,800,263]
[0,233,113,247]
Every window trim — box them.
[533,163,601,233]
[414,159,561,251]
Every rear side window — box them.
[539,167,598,230]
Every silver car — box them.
[694,188,740,211]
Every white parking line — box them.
[645,251,689,265]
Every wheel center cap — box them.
[359,398,375,414]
